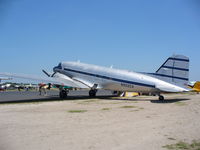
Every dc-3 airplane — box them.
[0,54,190,100]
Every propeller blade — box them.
[42,70,50,77]
[51,72,56,77]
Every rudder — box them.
[153,55,189,85]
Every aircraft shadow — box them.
[0,95,114,104]
[150,98,190,103]
[102,97,190,103]
[0,95,190,104]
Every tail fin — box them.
[154,55,189,85]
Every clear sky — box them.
[0,0,199,82]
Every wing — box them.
[0,72,90,89]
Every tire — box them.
[59,90,68,99]
[159,95,164,101]
[89,90,96,97]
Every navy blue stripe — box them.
[149,73,188,81]
[162,66,189,71]
[156,58,169,73]
[156,57,189,73]
[168,57,189,62]
[64,68,155,88]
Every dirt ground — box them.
[0,93,200,150]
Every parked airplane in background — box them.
[188,81,200,92]
[0,55,190,100]
[0,77,12,83]
[0,77,12,91]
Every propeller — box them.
[41,70,57,90]
[42,70,50,77]
[42,70,57,77]
[51,72,56,77]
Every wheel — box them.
[59,90,68,99]
[89,90,97,97]
[159,95,164,101]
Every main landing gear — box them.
[89,84,98,97]
[59,89,69,99]
[89,89,97,97]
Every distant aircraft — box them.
[188,81,200,92]
[0,55,190,100]
[0,77,12,83]
[0,77,12,91]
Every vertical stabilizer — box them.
[153,55,189,85]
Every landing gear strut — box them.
[89,89,97,97]
[59,89,69,99]
[159,95,164,101]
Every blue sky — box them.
[0,0,199,81]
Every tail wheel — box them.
[159,95,164,101]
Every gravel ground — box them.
[0,93,200,150]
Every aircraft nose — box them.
[53,63,62,72]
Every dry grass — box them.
[163,140,200,150]
[175,102,187,106]
[120,105,137,109]
[101,108,111,111]
[68,110,87,113]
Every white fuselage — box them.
[54,62,187,93]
